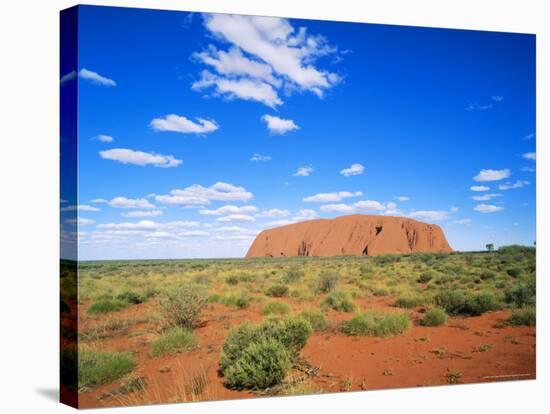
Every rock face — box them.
[246,214,452,258]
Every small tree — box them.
[486,243,494,252]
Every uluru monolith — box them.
[246,214,452,258]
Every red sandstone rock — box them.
[246,214,453,258]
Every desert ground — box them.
[60,246,535,408]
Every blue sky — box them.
[61,5,536,260]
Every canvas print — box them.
[60,5,536,409]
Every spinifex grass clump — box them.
[322,290,356,312]
[79,349,135,390]
[505,283,536,308]
[394,292,430,309]
[149,327,197,357]
[116,290,144,304]
[262,301,291,316]
[266,283,290,297]
[434,290,501,316]
[220,317,312,390]
[317,270,339,293]
[161,285,207,328]
[421,308,448,327]
[87,299,127,314]
[342,311,410,337]
[298,309,328,331]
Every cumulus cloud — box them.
[473,169,511,182]
[453,218,472,224]
[471,193,502,201]
[408,210,451,221]
[216,214,256,222]
[90,198,107,203]
[250,153,271,161]
[122,210,163,218]
[193,71,282,108]
[395,196,410,201]
[192,14,340,106]
[293,166,314,177]
[150,114,219,134]
[522,152,536,161]
[60,204,100,212]
[92,134,114,143]
[498,180,530,190]
[98,220,200,231]
[320,200,385,214]
[78,68,116,86]
[99,148,182,168]
[261,115,299,134]
[293,209,319,220]
[155,182,253,207]
[470,185,490,192]
[340,163,364,177]
[263,219,297,228]
[257,208,291,217]
[199,205,258,216]
[303,191,362,203]
[108,197,155,209]
[474,204,504,213]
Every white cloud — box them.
[523,133,535,141]
[155,182,253,207]
[91,134,114,143]
[60,204,100,212]
[90,198,108,203]
[522,152,536,161]
[193,46,280,87]
[178,230,210,237]
[194,14,340,106]
[470,185,490,192]
[474,204,505,213]
[199,205,258,216]
[257,208,291,218]
[408,210,451,221]
[340,163,364,177]
[521,166,536,173]
[293,166,314,177]
[108,197,155,209]
[303,191,362,203]
[395,196,410,201]
[498,180,530,190]
[193,71,282,108]
[216,214,256,222]
[78,68,116,86]
[65,217,95,226]
[150,114,219,134]
[472,193,502,201]
[453,218,472,224]
[473,169,511,182]
[99,148,182,168]
[98,220,200,231]
[263,219,297,228]
[320,200,385,214]
[293,209,319,221]
[60,70,76,85]
[491,96,504,102]
[250,153,271,162]
[261,115,299,134]
[384,202,402,215]
[122,210,163,218]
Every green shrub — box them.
[226,275,239,285]
[117,290,144,304]
[417,272,434,283]
[506,267,522,278]
[298,309,328,331]
[87,299,127,315]
[508,308,536,326]
[160,285,206,329]
[421,308,448,326]
[394,293,428,308]
[266,283,289,298]
[285,267,304,283]
[262,302,291,316]
[150,327,197,357]
[372,287,389,297]
[317,271,338,293]
[435,290,500,316]
[220,317,312,390]
[505,284,536,308]
[322,290,356,312]
[342,311,410,337]
[78,349,135,390]
[224,338,291,390]
[215,292,252,309]
[480,271,496,280]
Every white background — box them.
[0,0,547,412]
